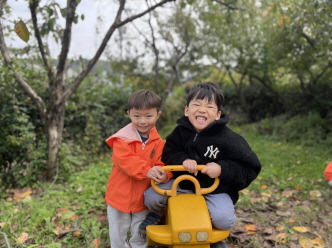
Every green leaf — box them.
[60,8,67,17]
[14,20,30,43]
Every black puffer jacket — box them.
[161,114,262,204]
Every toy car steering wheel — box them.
[151,165,220,197]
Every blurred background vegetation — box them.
[0,0,331,189]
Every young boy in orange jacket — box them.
[324,161,332,187]
[105,89,172,248]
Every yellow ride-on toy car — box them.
[146,165,230,248]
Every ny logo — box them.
[204,145,220,159]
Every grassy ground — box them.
[0,125,331,248]
[229,126,332,248]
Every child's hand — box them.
[201,162,221,178]
[183,159,198,176]
[147,166,168,184]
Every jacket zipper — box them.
[192,134,200,161]
[131,140,146,212]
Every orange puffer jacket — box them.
[324,161,332,184]
[105,123,172,213]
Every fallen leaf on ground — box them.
[241,189,249,195]
[17,232,28,244]
[245,224,258,231]
[276,225,285,231]
[299,236,313,248]
[293,226,310,233]
[93,238,100,248]
[309,190,321,198]
[277,233,288,243]
[276,210,292,217]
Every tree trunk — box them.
[1,0,175,182]
[43,104,65,181]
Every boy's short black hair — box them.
[187,82,225,110]
[127,89,161,111]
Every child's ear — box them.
[157,111,162,119]
[184,106,188,116]
[216,110,221,120]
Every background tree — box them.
[0,0,175,181]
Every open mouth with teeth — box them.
[196,116,207,124]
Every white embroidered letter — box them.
[204,145,220,159]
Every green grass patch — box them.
[0,159,111,248]
[1,125,331,247]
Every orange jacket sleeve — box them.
[111,138,172,181]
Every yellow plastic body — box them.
[146,165,230,248]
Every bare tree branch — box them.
[29,0,55,82]
[0,0,47,124]
[146,5,160,93]
[211,0,241,11]
[55,0,78,83]
[59,0,175,105]
[301,32,315,49]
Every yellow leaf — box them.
[260,184,268,189]
[309,190,321,197]
[61,211,76,220]
[73,231,82,237]
[299,236,313,248]
[276,225,285,231]
[14,190,32,202]
[293,226,310,233]
[53,228,60,235]
[14,20,30,43]
[261,192,271,197]
[247,230,256,235]
[277,18,283,26]
[245,224,257,231]
[311,237,325,246]
[277,233,288,242]
[241,189,249,195]
[17,232,29,244]
[288,218,296,223]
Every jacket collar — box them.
[106,123,160,145]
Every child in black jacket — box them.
[140,82,262,248]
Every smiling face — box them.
[184,97,221,133]
[128,108,161,138]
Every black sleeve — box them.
[217,133,262,191]
[161,126,189,166]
